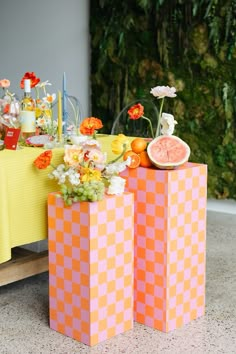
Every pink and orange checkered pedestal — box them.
[48,192,134,346]
[121,162,207,332]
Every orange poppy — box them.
[20,72,40,89]
[80,117,103,135]
[127,103,144,120]
[33,150,52,169]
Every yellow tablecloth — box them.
[0,147,64,263]
[0,135,133,264]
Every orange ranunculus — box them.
[33,150,52,169]
[128,103,144,120]
[20,72,40,89]
[80,117,103,135]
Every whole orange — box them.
[139,151,153,168]
[131,138,147,154]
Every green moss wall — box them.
[90,0,236,199]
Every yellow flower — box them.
[81,167,101,182]
[111,134,130,155]
[35,107,43,119]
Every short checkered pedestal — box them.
[48,192,134,346]
[121,163,207,332]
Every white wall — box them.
[207,199,236,215]
[0,0,90,116]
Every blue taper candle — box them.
[62,72,68,133]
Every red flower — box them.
[3,103,10,114]
[20,72,40,89]
[128,103,144,120]
[80,117,103,135]
[33,150,52,169]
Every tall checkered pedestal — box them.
[48,192,134,346]
[121,163,207,332]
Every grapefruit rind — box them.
[147,135,191,169]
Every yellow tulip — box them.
[111,134,130,155]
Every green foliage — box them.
[90,0,236,199]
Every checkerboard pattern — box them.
[48,192,134,346]
[121,162,207,332]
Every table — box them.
[0,134,131,266]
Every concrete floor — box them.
[0,212,235,354]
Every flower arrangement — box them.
[0,78,20,130]
[20,72,57,136]
[34,121,131,206]
[128,85,177,138]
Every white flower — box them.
[67,168,81,185]
[150,85,177,99]
[107,176,126,195]
[104,157,131,176]
[43,93,56,104]
[48,164,81,186]
[160,112,178,135]
[48,164,67,184]
[36,80,52,89]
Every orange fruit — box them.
[131,138,147,154]
[123,150,140,168]
[139,151,153,168]
[123,150,134,160]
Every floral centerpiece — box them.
[127,84,191,169]
[20,72,57,137]
[34,118,131,205]
[0,79,20,133]
[128,85,177,138]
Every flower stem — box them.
[93,131,97,139]
[141,115,155,139]
[156,98,164,138]
[67,96,79,132]
[109,143,128,164]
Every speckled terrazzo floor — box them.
[0,212,236,354]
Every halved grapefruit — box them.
[147,135,190,169]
